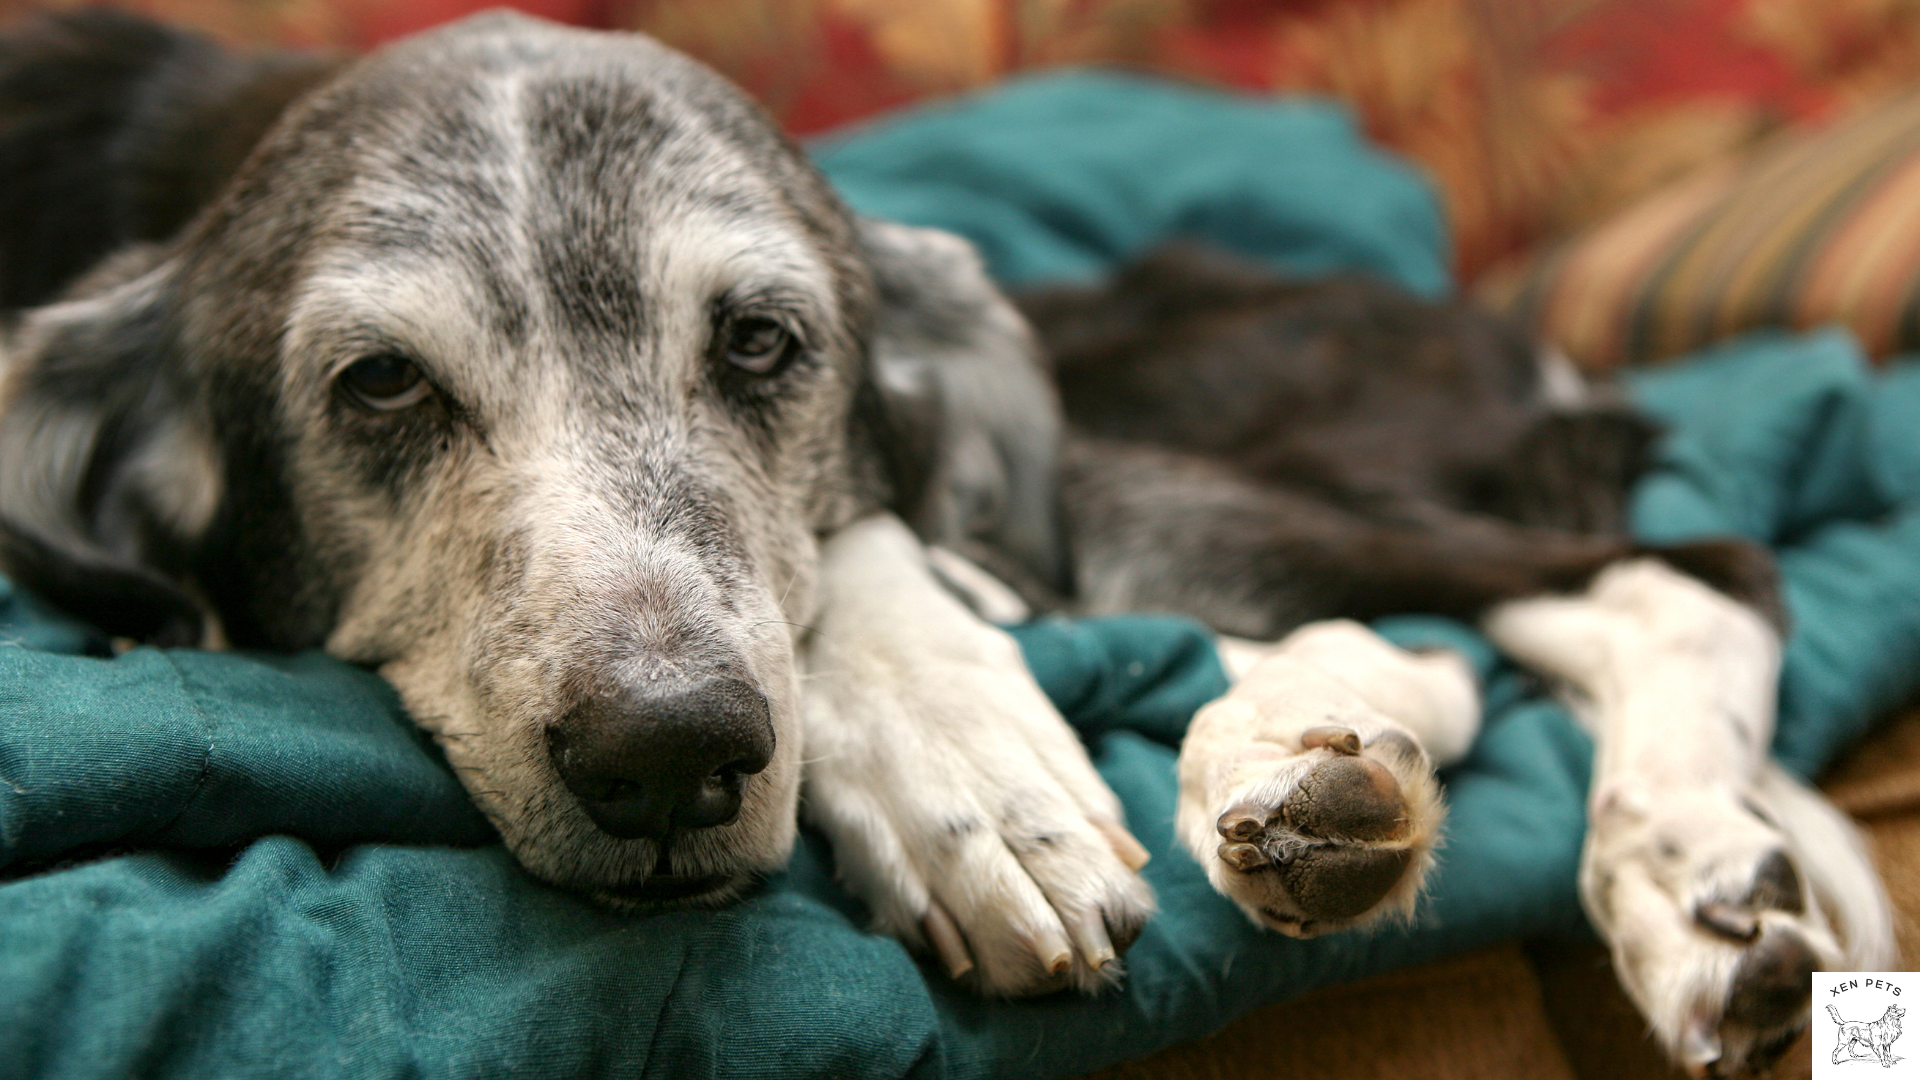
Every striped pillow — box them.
[1481,90,1920,373]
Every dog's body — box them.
[0,10,1893,1077]
[1830,1004,1906,1067]
[1024,247,1893,1074]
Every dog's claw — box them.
[1694,901,1759,943]
[1095,818,1151,872]
[1022,926,1074,977]
[1680,1019,1723,1074]
[1216,804,1268,842]
[1218,842,1267,871]
[1301,725,1362,755]
[1066,908,1117,972]
[922,899,974,980]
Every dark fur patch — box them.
[0,521,199,645]
[1026,243,1777,638]
[1639,538,1788,635]
[0,9,336,314]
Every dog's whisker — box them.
[748,618,819,637]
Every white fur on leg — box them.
[1179,620,1476,935]
[1486,558,1893,1076]
[1753,761,1896,971]
[799,513,1154,995]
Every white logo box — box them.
[1816,971,1916,1077]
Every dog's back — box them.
[1018,244,1714,639]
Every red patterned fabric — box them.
[9,0,1920,281]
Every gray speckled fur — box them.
[0,12,1063,906]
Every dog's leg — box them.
[1176,620,1475,936]
[1486,558,1895,1077]
[1061,436,1636,641]
[799,513,1155,995]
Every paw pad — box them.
[1277,844,1414,920]
[1285,755,1407,841]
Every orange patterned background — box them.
[9,0,1920,282]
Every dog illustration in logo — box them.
[1830,1003,1906,1067]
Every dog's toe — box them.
[1709,925,1818,1076]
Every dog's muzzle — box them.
[546,676,775,841]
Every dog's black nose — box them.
[547,676,774,841]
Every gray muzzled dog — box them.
[0,10,1148,994]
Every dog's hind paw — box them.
[1486,560,1894,1078]
[1177,621,1474,936]
[1577,779,1843,1078]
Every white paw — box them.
[1487,558,1893,1077]
[1178,621,1468,936]
[1578,777,1841,1077]
[802,630,1155,993]
[800,514,1153,995]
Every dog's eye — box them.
[723,317,794,375]
[339,353,433,411]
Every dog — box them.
[1016,244,1896,1075]
[0,10,1894,1078]
[1830,1003,1905,1067]
[0,8,1152,996]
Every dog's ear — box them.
[0,253,217,646]
[852,218,1068,600]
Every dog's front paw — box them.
[1177,621,1467,936]
[799,516,1154,995]
[802,631,1156,994]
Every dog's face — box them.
[0,15,937,904]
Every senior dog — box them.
[0,9,1150,995]
[0,10,1894,1078]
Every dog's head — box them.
[0,14,1059,905]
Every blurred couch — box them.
[18,0,1920,285]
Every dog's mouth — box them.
[593,872,739,905]
[579,841,749,907]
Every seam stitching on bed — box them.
[145,651,219,844]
